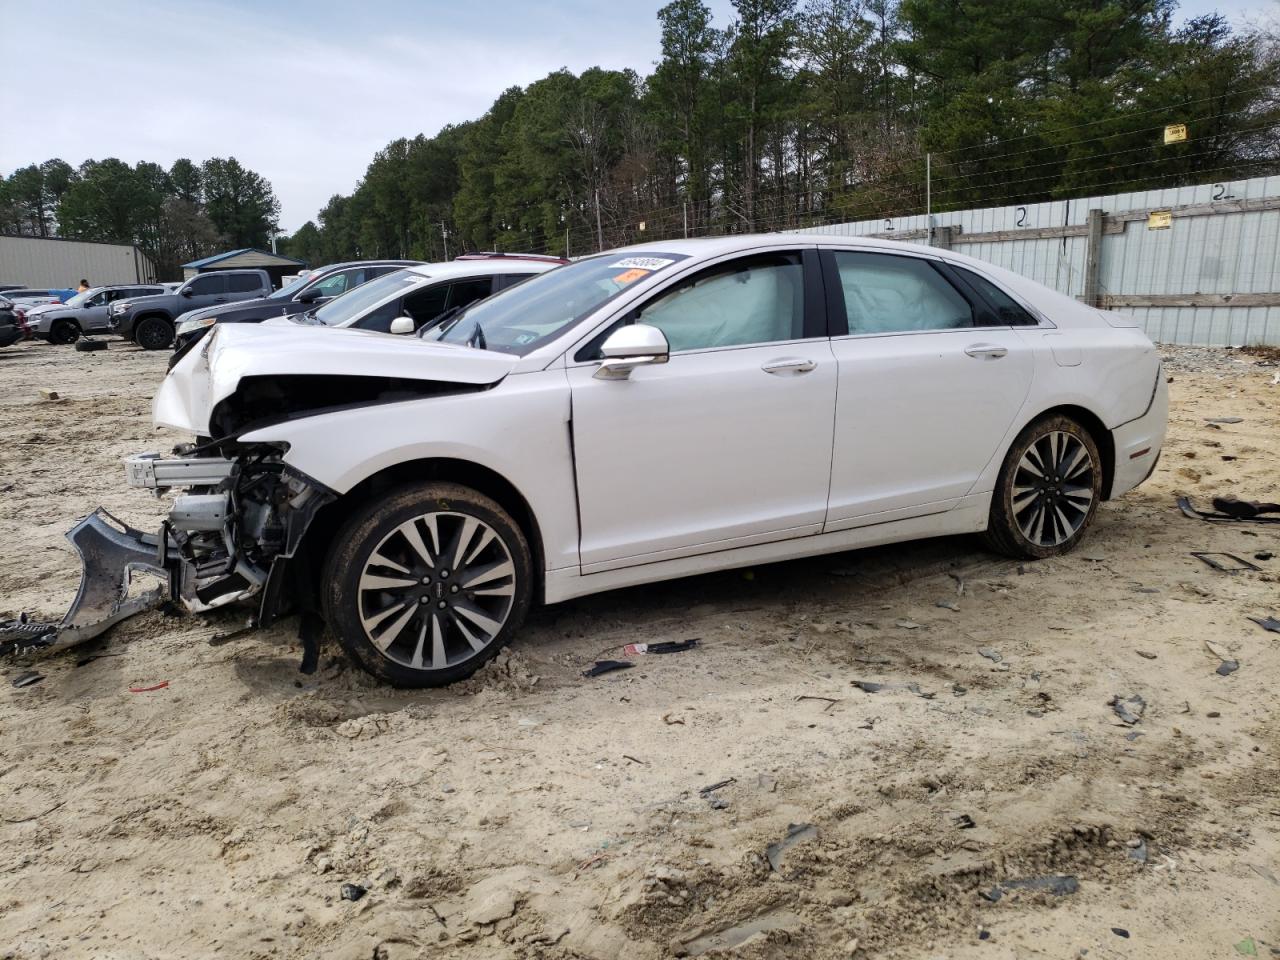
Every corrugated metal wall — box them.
[0,236,157,288]
[803,174,1280,346]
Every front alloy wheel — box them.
[984,414,1102,558]
[323,482,533,687]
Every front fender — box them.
[238,370,580,571]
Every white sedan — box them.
[78,234,1167,687]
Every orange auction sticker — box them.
[613,268,650,285]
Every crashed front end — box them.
[15,442,334,661]
[123,444,333,616]
[6,322,517,665]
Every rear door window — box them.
[949,267,1038,326]
[228,274,263,293]
[828,252,973,335]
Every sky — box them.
[1,0,1273,234]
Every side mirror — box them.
[180,288,193,297]
[297,287,321,304]
[389,315,416,335]
[594,323,669,380]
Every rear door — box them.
[822,249,1035,530]
[227,272,266,302]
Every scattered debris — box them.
[1205,416,1243,424]
[1110,694,1146,725]
[795,695,840,711]
[895,619,921,630]
[340,883,367,902]
[1177,496,1280,525]
[38,388,60,401]
[662,713,686,725]
[980,875,1079,902]
[1136,650,1158,660]
[1112,927,1130,938]
[977,647,1002,663]
[852,680,934,698]
[854,654,891,665]
[622,754,646,765]
[1247,615,1280,633]
[952,814,976,829]
[1192,552,1261,573]
[699,778,736,795]
[1216,660,1240,676]
[1235,937,1258,957]
[12,670,44,688]
[1247,863,1279,886]
[128,681,169,693]
[1212,497,1280,520]
[1207,711,1221,718]
[1127,838,1148,863]
[1254,551,1274,561]
[582,660,634,678]
[936,600,960,612]
[624,639,699,656]
[75,338,108,352]
[765,823,817,872]
[1205,639,1232,659]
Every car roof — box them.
[403,260,559,280]
[312,259,424,273]
[599,232,940,259]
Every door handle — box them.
[762,357,817,375]
[964,343,1008,359]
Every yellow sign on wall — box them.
[1164,124,1188,144]
[1147,210,1173,230]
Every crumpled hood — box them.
[153,321,518,434]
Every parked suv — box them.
[171,260,421,353]
[27,284,167,343]
[108,270,272,349]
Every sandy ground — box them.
[0,337,1277,960]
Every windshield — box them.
[433,253,686,355]
[314,269,421,325]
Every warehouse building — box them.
[0,235,156,288]
[182,248,306,288]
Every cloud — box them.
[0,0,680,230]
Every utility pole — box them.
[565,227,570,260]
[926,152,932,245]
[594,190,605,252]
[440,222,449,260]
[683,201,688,239]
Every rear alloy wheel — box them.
[323,482,533,687]
[135,316,173,350]
[50,320,80,344]
[983,414,1102,559]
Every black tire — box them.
[982,413,1103,559]
[75,338,108,352]
[135,316,174,350]
[50,320,80,345]
[322,482,533,688]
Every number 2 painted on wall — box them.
[1016,206,1028,227]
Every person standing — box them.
[77,279,91,293]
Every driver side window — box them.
[635,252,805,353]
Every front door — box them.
[185,273,228,309]
[821,249,1035,530]
[568,249,837,572]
